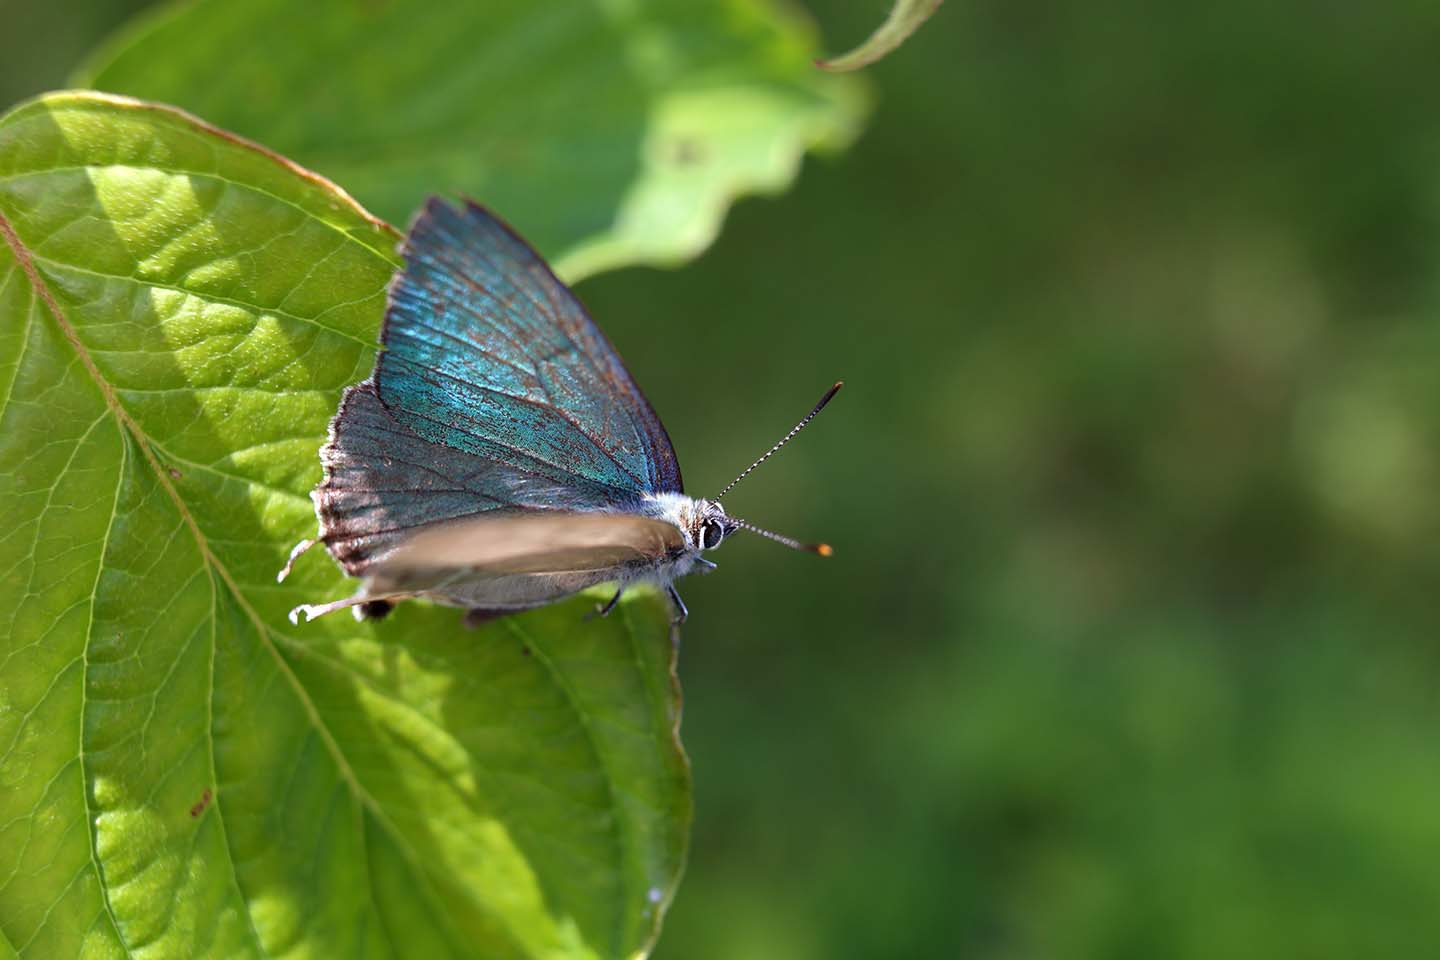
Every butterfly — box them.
[279,198,838,626]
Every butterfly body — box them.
[321,492,734,622]
[281,198,784,626]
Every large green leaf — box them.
[0,91,689,960]
[78,0,867,281]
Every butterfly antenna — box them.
[731,517,834,557]
[712,381,843,502]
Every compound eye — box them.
[700,520,725,550]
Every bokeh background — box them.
[6,1,1440,956]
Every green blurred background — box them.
[7,1,1440,956]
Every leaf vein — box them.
[0,206,449,958]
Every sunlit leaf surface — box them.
[0,91,689,960]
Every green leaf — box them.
[77,0,868,282]
[817,0,944,72]
[0,91,689,960]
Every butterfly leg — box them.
[666,585,689,624]
[288,593,371,624]
[276,538,319,582]
[586,588,626,621]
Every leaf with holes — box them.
[78,0,868,282]
[0,91,689,960]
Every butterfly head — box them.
[646,382,841,560]
[693,499,740,552]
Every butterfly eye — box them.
[700,520,726,550]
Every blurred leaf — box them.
[77,0,868,282]
[0,91,689,960]
[817,0,943,71]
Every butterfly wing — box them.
[375,510,684,581]
[291,511,685,621]
[313,383,634,576]
[309,197,682,578]
[377,197,682,495]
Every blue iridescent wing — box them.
[308,198,680,578]
[375,197,682,495]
